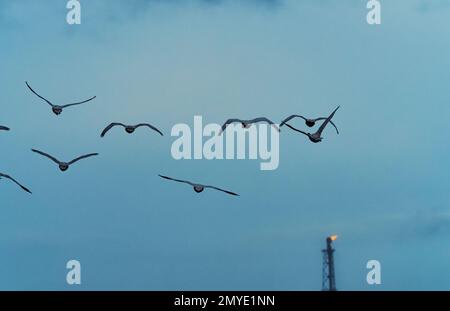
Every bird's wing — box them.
[136,123,164,136]
[68,153,99,165]
[283,123,309,137]
[220,119,242,133]
[204,185,240,196]
[251,117,280,131]
[251,117,275,124]
[100,123,125,137]
[158,174,194,186]
[31,149,60,164]
[25,81,54,106]
[0,126,10,131]
[280,115,306,127]
[316,106,340,136]
[0,173,32,194]
[61,96,96,108]
[315,118,339,134]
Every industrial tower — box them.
[322,235,338,291]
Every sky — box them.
[0,0,449,290]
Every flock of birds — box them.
[0,82,341,197]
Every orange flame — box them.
[330,235,338,241]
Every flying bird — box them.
[0,126,10,131]
[280,114,339,134]
[31,149,99,171]
[0,173,32,194]
[100,123,164,137]
[220,117,280,134]
[25,81,96,115]
[284,106,340,143]
[158,175,239,196]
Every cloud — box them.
[64,0,284,29]
[101,0,283,12]
[417,0,450,13]
[412,212,450,236]
[378,211,450,240]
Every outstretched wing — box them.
[204,185,240,196]
[158,174,194,186]
[316,106,340,136]
[283,123,309,137]
[61,96,96,108]
[0,125,10,131]
[25,81,54,107]
[68,153,99,165]
[280,115,307,127]
[220,119,243,134]
[0,173,32,194]
[31,149,61,164]
[314,118,339,134]
[251,117,280,131]
[136,123,164,136]
[100,123,126,137]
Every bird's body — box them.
[0,125,10,131]
[31,149,98,171]
[285,106,340,143]
[101,123,163,137]
[159,175,239,196]
[125,126,135,134]
[0,173,32,194]
[280,114,339,134]
[26,81,96,115]
[220,117,279,134]
[51,106,63,115]
[58,162,70,171]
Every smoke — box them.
[412,212,450,236]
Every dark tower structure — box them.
[322,235,337,291]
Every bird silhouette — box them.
[280,114,339,134]
[159,175,239,196]
[220,117,280,134]
[284,106,340,143]
[100,123,163,137]
[0,172,32,194]
[0,125,10,131]
[31,149,99,171]
[26,81,96,115]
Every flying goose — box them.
[26,81,96,115]
[280,114,339,134]
[220,117,280,134]
[100,123,163,137]
[31,149,99,171]
[158,175,239,196]
[284,106,340,143]
[0,173,32,194]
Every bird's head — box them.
[52,106,63,115]
[59,163,69,171]
[125,127,135,134]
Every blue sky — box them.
[0,0,449,290]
